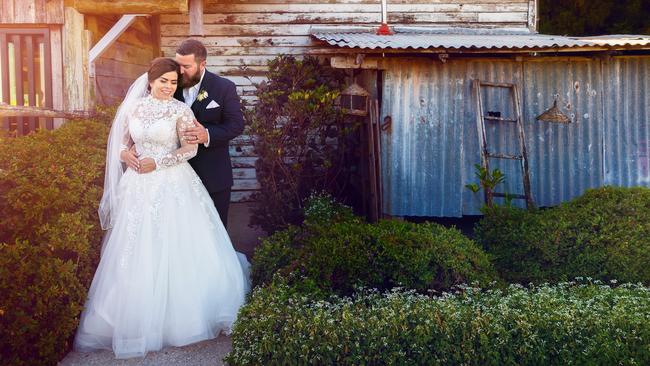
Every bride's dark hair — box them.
[147,57,180,89]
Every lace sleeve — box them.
[155,106,198,169]
[118,118,134,161]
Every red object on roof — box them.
[376,23,393,36]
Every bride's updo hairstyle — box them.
[147,57,181,90]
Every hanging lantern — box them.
[339,82,370,116]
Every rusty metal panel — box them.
[603,57,650,187]
[380,58,528,217]
[380,56,618,217]
[522,59,605,207]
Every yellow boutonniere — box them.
[197,89,208,102]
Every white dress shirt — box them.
[181,69,210,147]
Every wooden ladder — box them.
[473,79,534,208]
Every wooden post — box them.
[189,0,204,36]
[150,15,162,57]
[63,7,92,113]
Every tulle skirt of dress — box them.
[74,162,250,359]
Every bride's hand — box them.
[138,158,156,174]
[120,149,140,172]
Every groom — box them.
[174,39,244,228]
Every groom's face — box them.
[175,53,206,89]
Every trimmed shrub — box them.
[227,279,650,365]
[251,195,497,297]
[0,115,111,364]
[476,186,650,284]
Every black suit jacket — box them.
[174,70,244,193]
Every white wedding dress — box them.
[74,95,250,359]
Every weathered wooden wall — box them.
[160,0,535,80]
[0,0,65,24]
[160,0,536,202]
[86,15,160,105]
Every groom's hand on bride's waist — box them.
[183,120,209,145]
[138,158,156,174]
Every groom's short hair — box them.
[176,39,207,62]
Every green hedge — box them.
[227,280,650,365]
[476,186,650,284]
[251,195,497,297]
[0,116,110,365]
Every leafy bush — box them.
[0,115,111,364]
[476,186,650,284]
[227,279,650,365]
[251,194,497,297]
[247,55,359,233]
[0,240,86,366]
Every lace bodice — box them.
[121,95,197,169]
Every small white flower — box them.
[197,89,209,102]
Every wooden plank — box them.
[94,75,134,104]
[49,26,63,128]
[162,45,334,56]
[71,0,188,14]
[12,34,24,135]
[83,29,94,111]
[94,58,148,79]
[229,144,256,157]
[14,0,36,23]
[207,0,526,5]
[232,178,261,191]
[528,0,537,32]
[0,32,8,131]
[42,31,53,129]
[90,15,156,48]
[230,190,256,203]
[189,0,204,36]
[100,40,155,64]
[34,0,46,23]
[162,12,486,25]
[89,15,139,64]
[198,3,528,13]
[1,0,14,23]
[0,103,94,118]
[0,33,8,105]
[231,134,254,145]
[149,15,161,57]
[477,12,527,22]
[231,156,257,168]
[25,35,37,132]
[232,167,256,179]
[45,0,65,24]
[63,7,86,111]
[163,35,314,48]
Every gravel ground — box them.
[58,335,232,366]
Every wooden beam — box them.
[0,104,94,119]
[89,15,142,65]
[71,0,188,15]
[189,0,204,36]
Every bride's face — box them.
[150,71,178,100]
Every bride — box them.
[74,57,250,359]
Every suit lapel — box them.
[191,71,212,117]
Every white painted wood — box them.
[89,14,142,67]
[477,12,527,23]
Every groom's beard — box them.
[180,72,201,89]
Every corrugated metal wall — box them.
[380,56,650,217]
[603,57,650,187]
